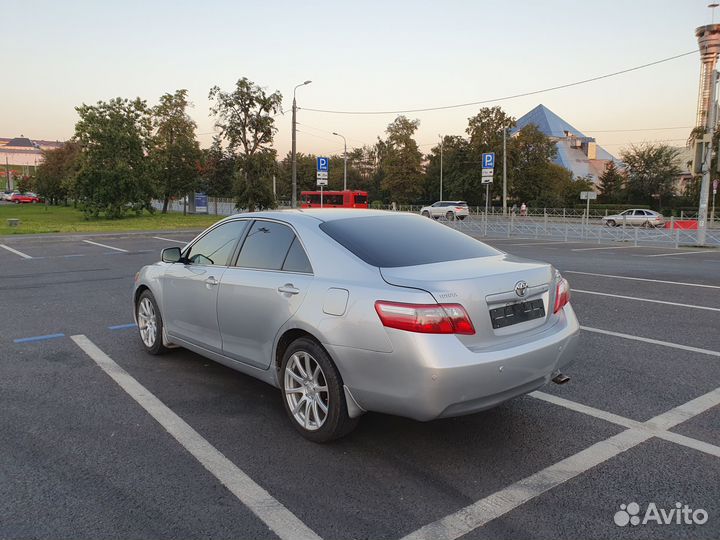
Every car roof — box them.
[221,208,404,225]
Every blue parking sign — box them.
[317,157,329,172]
[482,153,495,169]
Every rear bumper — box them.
[326,304,580,421]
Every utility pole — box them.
[5,156,10,191]
[439,135,443,201]
[332,132,348,190]
[291,80,312,208]
[502,127,507,216]
[699,69,717,245]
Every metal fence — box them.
[442,214,720,248]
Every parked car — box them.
[602,209,664,227]
[9,192,42,204]
[2,191,17,201]
[133,210,579,442]
[420,201,470,220]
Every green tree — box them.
[620,144,681,209]
[200,136,235,199]
[35,141,80,204]
[209,78,282,211]
[466,106,516,202]
[74,98,154,218]
[377,116,423,203]
[509,124,558,204]
[150,89,202,213]
[597,161,625,203]
[424,136,480,204]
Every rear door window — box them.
[282,237,312,273]
[235,221,296,270]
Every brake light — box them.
[374,301,475,335]
[553,278,571,313]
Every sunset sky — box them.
[3,0,714,158]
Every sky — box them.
[2,0,715,158]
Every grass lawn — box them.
[0,204,222,235]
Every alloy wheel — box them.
[137,297,157,348]
[284,351,329,431]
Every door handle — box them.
[278,284,300,295]
[205,276,219,287]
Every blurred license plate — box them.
[489,299,545,329]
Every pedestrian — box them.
[520,202,527,217]
[511,203,517,216]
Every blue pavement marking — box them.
[13,333,66,344]
[108,323,137,330]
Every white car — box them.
[602,209,665,228]
[420,201,470,221]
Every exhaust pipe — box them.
[552,372,570,385]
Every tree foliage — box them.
[597,161,625,203]
[35,141,80,204]
[73,98,154,218]
[209,78,281,211]
[150,89,201,213]
[620,144,681,209]
[509,124,558,204]
[377,116,423,203]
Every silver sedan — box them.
[133,210,579,442]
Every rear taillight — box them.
[553,278,570,313]
[374,301,475,335]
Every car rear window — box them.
[319,214,499,268]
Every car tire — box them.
[135,290,168,355]
[642,221,651,228]
[606,220,616,227]
[280,337,358,443]
[421,211,430,218]
[458,215,466,221]
[446,211,455,221]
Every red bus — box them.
[300,190,369,208]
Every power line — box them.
[581,126,693,133]
[299,50,698,115]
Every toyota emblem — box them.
[514,280,528,297]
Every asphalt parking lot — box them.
[1,229,719,539]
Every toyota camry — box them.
[133,210,579,442]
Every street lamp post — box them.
[332,132,347,190]
[291,80,312,208]
[439,135,443,201]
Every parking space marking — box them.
[506,241,580,246]
[646,250,709,257]
[0,243,33,259]
[571,289,720,312]
[152,236,187,243]
[82,239,129,253]
[108,323,137,330]
[571,245,637,252]
[531,391,720,458]
[580,326,720,358]
[403,385,720,540]
[400,430,652,540]
[13,333,65,343]
[70,335,322,540]
[564,270,720,290]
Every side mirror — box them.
[161,246,182,263]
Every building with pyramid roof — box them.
[511,104,619,186]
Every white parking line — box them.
[580,326,720,358]
[403,384,720,540]
[571,245,638,252]
[646,250,709,257]
[153,236,187,243]
[507,241,579,246]
[563,270,720,290]
[70,335,322,540]
[0,243,32,259]
[571,289,720,312]
[82,239,128,253]
[400,430,652,540]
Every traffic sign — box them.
[316,171,328,180]
[481,168,494,177]
[580,191,597,200]
[317,156,329,172]
[482,153,495,169]
[481,176,493,184]
[317,177,328,186]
